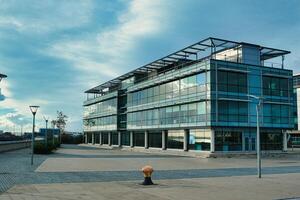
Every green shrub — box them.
[34,140,56,154]
[61,134,83,144]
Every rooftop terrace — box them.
[86,37,290,94]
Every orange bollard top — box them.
[142,165,153,177]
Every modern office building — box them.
[83,37,294,154]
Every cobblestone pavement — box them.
[1,145,300,194]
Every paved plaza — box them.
[1,145,300,199]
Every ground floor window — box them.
[167,130,184,149]
[121,132,130,146]
[111,133,118,145]
[261,132,282,150]
[215,131,242,151]
[95,133,100,144]
[87,133,92,143]
[134,132,145,147]
[189,129,211,151]
[102,133,109,144]
[149,132,162,148]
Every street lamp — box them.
[29,105,39,165]
[248,94,263,178]
[43,115,49,149]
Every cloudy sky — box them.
[0,0,300,133]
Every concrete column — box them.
[84,133,87,144]
[145,131,149,149]
[118,131,122,147]
[108,132,112,146]
[210,130,215,152]
[99,132,102,145]
[162,130,167,150]
[92,133,95,145]
[184,129,189,151]
[130,131,134,147]
[283,131,287,151]
[242,132,245,151]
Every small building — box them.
[83,37,294,154]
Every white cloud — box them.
[46,0,172,80]
[0,0,93,33]
[0,0,173,132]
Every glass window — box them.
[189,129,211,151]
[148,132,162,148]
[154,86,160,102]
[111,133,118,145]
[215,131,242,151]
[261,132,282,150]
[134,132,145,147]
[173,80,180,97]
[180,104,188,123]
[167,130,184,149]
[166,107,173,124]
[159,84,165,101]
[121,132,130,146]
[102,133,109,144]
[159,107,166,125]
[188,103,197,123]
[172,106,180,124]
[197,73,205,85]
[197,102,206,115]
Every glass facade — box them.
[95,133,100,144]
[263,76,289,97]
[127,73,207,107]
[111,133,118,145]
[102,133,109,144]
[215,131,242,151]
[121,132,130,146]
[84,40,294,153]
[83,97,118,132]
[127,101,208,129]
[148,132,162,148]
[133,132,145,147]
[84,98,117,117]
[218,101,248,123]
[83,115,117,131]
[260,132,282,150]
[189,129,211,151]
[167,130,184,149]
[218,70,247,93]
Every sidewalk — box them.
[2,173,300,200]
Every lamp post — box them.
[43,116,49,149]
[248,95,263,178]
[29,106,39,165]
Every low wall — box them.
[0,140,31,153]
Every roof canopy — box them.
[86,37,290,93]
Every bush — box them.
[61,134,83,144]
[34,140,57,154]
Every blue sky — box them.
[0,0,300,133]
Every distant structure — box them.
[288,74,300,147]
[83,37,293,154]
[0,73,7,101]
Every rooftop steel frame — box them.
[86,37,290,94]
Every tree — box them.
[54,111,68,134]
[51,120,57,129]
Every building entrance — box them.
[245,136,256,151]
